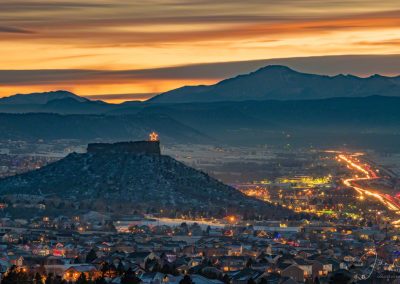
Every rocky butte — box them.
[0,134,292,219]
[87,140,161,155]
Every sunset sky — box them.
[1,0,400,103]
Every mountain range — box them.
[0,90,87,105]
[0,65,399,149]
[150,65,400,103]
[0,90,111,114]
[0,66,399,112]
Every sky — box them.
[1,0,399,103]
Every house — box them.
[343,255,357,262]
[8,255,24,266]
[280,278,299,284]
[312,259,333,278]
[63,264,100,282]
[293,258,312,277]
[219,256,247,272]
[186,274,223,284]
[0,259,11,273]
[140,272,167,284]
[250,261,270,272]
[56,232,74,242]
[140,273,223,284]
[208,229,224,237]
[229,268,265,284]
[200,247,228,257]
[261,273,280,284]
[281,264,305,283]
[260,254,281,264]
[127,251,153,266]
[227,244,243,256]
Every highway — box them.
[337,154,400,218]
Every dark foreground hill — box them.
[0,141,291,219]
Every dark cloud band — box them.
[0,54,399,87]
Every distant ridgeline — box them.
[87,141,161,155]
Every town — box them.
[0,201,399,283]
[0,137,399,283]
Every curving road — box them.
[337,154,400,216]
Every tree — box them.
[121,268,141,284]
[2,266,30,284]
[85,249,98,263]
[121,268,142,284]
[34,272,43,284]
[179,275,193,284]
[258,278,268,284]
[94,277,107,284]
[245,258,253,268]
[100,262,109,277]
[117,262,125,275]
[329,271,351,284]
[45,273,55,284]
[54,276,67,284]
[37,263,47,276]
[305,278,313,284]
[109,263,117,277]
[3,268,31,284]
[145,258,160,272]
[221,274,230,284]
[76,273,89,284]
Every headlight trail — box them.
[337,153,400,223]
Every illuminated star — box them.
[149,131,159,141]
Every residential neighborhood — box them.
[0,212,399,283]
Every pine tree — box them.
[245,258,253,268]
[121,268,141,284]
[221,274,230,284]
[100,262,110,277]
[45,273,54,284]
[179,275,193,284]
[85,249,98,263]
[76,273,89,284]
[34,272,43,284]
[117,262,125,275]
[94,277,107,284]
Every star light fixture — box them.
[149,131,159,141]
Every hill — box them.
[0,141,290,219]
[0,96,400,150]
[0,113,208,143]
[0,90,87,105]
[150,65,400,103]
[0,92,114,114]
[112,96,400,150]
